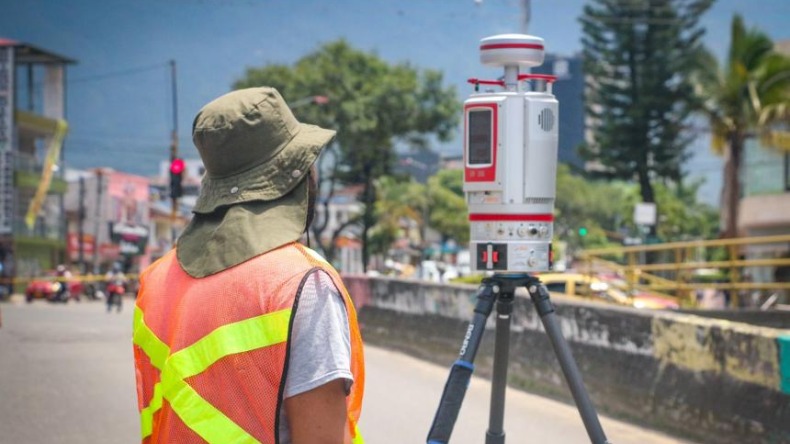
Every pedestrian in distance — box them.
[133,87,365,444]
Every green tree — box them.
[233,40,460,269]
[554,164,630,252]
[651,181,719,241]
[370,171,469,259]
[692,15,790,237]
[554,164,718,253]
[427,169,469,245]
[369,175,428,258]
[579,0,713,210]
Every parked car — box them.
[535,272,678,310]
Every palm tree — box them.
[370,176,429,259]
[693,14,790,238]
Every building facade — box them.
[0,39,74,285]
[531,52,585,170]
[64,168,152,274]
[737,42,790,283]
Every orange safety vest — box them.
[133,243,364,443]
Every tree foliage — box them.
[579,0,713,206]
[555,164,717,253]
[233,40,460,267]
[370,165,717,266]
[554,164,630,251]
[370,170,469,258]
[371,175,428,256]
[691,15,790,237]
[427,169,469,245]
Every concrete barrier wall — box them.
[344,275,790,444]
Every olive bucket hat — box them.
[177,87,336,278]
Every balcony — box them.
[13,151,67,194]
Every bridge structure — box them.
[576,234,790,309]
[344,274,790,444]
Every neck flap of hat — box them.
[176,180,308,278]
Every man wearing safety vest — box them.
[133,87,364,444]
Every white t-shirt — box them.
[277,269,353,443]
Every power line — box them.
[67,62,168,84]
[68,132,169,144]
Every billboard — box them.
[105,172,150,256]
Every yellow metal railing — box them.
[577,234,790,308]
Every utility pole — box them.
[92,169,103,274]
[521,0,531,33]
[169,59,179,247]
[77,175,85,272]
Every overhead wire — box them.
[67,62,169,84]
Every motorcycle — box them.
[106,281,125,313]
[51,281,70,303]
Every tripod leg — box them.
[486,291,514,444]
[427,281,498,444]
[528,283,610,444]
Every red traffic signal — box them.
[170,157,185,175]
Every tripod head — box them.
[463,34,559,274]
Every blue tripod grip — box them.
[426,360,475,444]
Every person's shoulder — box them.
[271,243,338,272]
[140,250,177,281]
[299,245,331,266]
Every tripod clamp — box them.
[427,274,610,444]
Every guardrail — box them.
[577,234,790,308]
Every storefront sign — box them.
[109,222,149,256]
[66,233,96,261]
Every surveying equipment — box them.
[465,34,558,273]
[427,35,610,444]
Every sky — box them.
[2,0,790,203]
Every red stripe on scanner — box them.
[469,214,554,222]
[480,43,544,51]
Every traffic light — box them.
[169,157,185,199]
[578,227,588,237]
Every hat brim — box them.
[193,123,335,214]
[177,179,308,278]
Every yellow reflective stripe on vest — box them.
[352,421,365,444]
[133,305,292,442]
[140,383,162,437]
[166,309,291,379]
[162,373,258,443]
[133,307,170,369]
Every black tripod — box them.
[427,273,610,444]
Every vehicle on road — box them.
[105,281,124,312]
[24,275,84,303]
[104,265,127,313]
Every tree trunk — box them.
[722,133,743,238]
[361,165,374,273]
[637,168,657,237]
[311,145,339,258]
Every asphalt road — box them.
[0,299,691,444]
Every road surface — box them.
[0,299,692,443]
